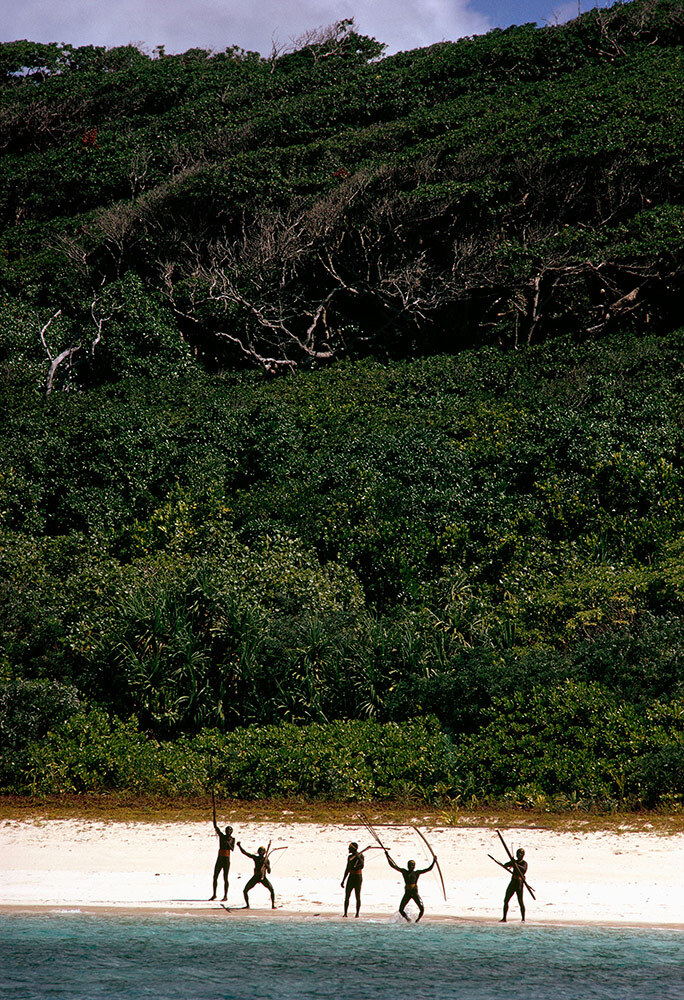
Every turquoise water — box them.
[0,915,682,1000]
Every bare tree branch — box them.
[46,345,81,395]
[38,309,62,360]
[41,296,115,394]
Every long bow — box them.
[412,825,447,900]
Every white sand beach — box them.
[2,817,683,926]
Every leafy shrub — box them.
[0,678,80,749]
[632,744,684,807]
[455,680,648,802]
[6,694,684,808]
[7,712,457,801]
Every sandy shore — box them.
[2,818,683,926]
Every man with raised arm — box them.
[341,842,365,918]
[238,842,276,909]
[384,849,436,923]
[209,791,235,901]
[501,847,528,922]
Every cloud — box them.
[1,0,492,56]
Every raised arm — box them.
[416,856,436,875]
[238,842,256,860]
[384,850,401,872]
[211,788,221,836]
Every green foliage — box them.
[455,681,684,808]
[5,712,455,800]
[634,742,684,808]
[1,3,683,372]
[10,709,175,795]
[3,331,684,744]
[71,527,365,733]
[5,699,683,807]
[0,678,80,749]
[3,4,684,806]
[205,716,454,801]
[457,680,646,801]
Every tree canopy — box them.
[2,2,684,809]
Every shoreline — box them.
[3,818,684,928]
[2,903,683,932]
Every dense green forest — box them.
[2,1,684,809]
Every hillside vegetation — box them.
[2,1,684,810]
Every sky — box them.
[1,1,613,56]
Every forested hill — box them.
[1,0,683,379]
[2,1,684,809]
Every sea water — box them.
[0,914,682,1000]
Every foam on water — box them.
[0,914,682,1000]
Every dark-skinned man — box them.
[501,848,528,923]
[341,842,365,918]
[209,794,235,901]
[385,849,436,923]
[238,842,276,909]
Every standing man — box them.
[341,842,365,918]
[209,791,235,901]
[501,847,528,922]
[384,850,436,923]
[238,842,276,909]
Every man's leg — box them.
[414,891,425,923]
[210,858,222,900]
[399,890,412,922]
[222,861,229,901]
[501,881,515,922]
[354,880,361,918]
[343,881,352,916]
[262,877,276,908]
[517,885,525,922]
[243,874,258,907]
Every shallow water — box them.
[0,914,682,1000]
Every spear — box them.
[494,830,536,899]
[412,825,447,901]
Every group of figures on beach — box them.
[210,820,277,910]
[209,803,531,923]
[340,839,438,922]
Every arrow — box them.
[357,812,387,851]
